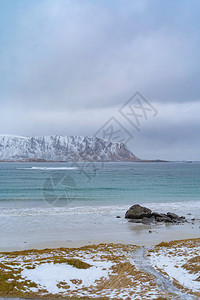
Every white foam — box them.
[0,205,127,216]
[0,201,200,217]
[143,201,200,216]
[17,167,78,170]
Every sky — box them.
[0,0,200,160]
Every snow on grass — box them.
[150,250,199,290]
[0,242,193,299]
[148,238,200,295]
[21,261,112,294]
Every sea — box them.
[0,161,200,250]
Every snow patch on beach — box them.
[150,252,199,291]
[0,243,171,299]
[21,261,112,294]
[17,166,78,170]
[149,241,200,293]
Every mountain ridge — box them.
[0,135,140,162]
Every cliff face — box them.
[0,135,140,162]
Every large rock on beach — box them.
[125,204,152,219]
[125,205,187,224]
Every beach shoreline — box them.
[30,225,200,251]
[1,219,199,252]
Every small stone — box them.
[149,230,152,233]
[128,219,143,223]
[116,216,121,218]
[152,212,162,218]
[155,214,172,223]
[165,218,174,223]
[167,212,179,219]
[142,216,155,224]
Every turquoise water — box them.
[0,161,200,250]
[0,162,199,208]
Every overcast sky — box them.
[0,0,200,160]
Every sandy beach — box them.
[32,223,200,251]
[0,200,200,252]
[0,216,199,299]
[1,220,199,252]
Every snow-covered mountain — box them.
[0,135,140,161]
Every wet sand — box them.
[1,219,199,252]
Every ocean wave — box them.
[0,205,127,216]
[17,167,78,170]
[142,201,200,218]
[0,201,200,217]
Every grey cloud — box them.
[1,0,200,109]
[0,0,200,160]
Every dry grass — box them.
[155,238,200,249]
[0,241,197,299]
[53,257,92,269]
[148,238,200,298]
[182,255,200,283]
[0,243,140,299]
[182,255,200,273]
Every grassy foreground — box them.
[0,239,199,299]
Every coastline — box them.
[0,161,199,298]
[27,223,200,251]
[0,159,169,162]
[0,199,200,253]
[0,202,199,299]
[1,218,199,252]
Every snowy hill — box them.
[0,135,140,162]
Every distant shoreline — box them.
[0,159,169,163]
[1,159,198,163]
